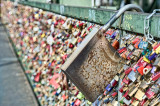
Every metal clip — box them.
[144,9,160,44]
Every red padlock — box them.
[112,40,119,50]
[137,66,144,75]
[132,37,140,44]
[125,67,132,75]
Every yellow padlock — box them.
[155,46,160,54]
[35,14,39,19]
[143,56,150,63]
[41,33,45,38]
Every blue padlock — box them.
[48,63,51,66]
[103,98,110,103]
[105,84,113,92]
[148,53,157,61]
[111,32,117,39]
[38,60,42,65]
[139,41,148,49]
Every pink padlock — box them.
[145,88,155,99]
[152,72,160,81]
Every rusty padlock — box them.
[61,4,143,102]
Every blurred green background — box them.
[15,0,160,13]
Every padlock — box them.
[151,66,157,73]
[145,88,155,99]
[138,57,148,67]
[119,85,125,93]
[134,40,141,49]
[148,52,157,61]
[136,74,142,82]
[153,42,160,50]
[156,78,160,85]
[133,56,139,61]
[122,86,128,92]
[132,100,139,106]
[128,44,134,51]
[128,70,137,82]
[112,39,119,50]
[118,47,127,54]
[155,44,160,54]
[120,72,126,79]
[139,98,147,106]
[105,84,113,92]
[110,31,117,39]
[134,89,145,101]
[120,51,127,59]
[137,66,145,75]
[111,92,117,97]
[143,56,150,63]
[138,41,148,50]
[126,52,133,60]
[132,37,140,44]
[153,57,160,67]
[123,76,130,85]
[123,90,130,99]
[124,67,132,75]
[139,81,148,89]
[123,98,131,105]
[152,72,160,81]
[103,97,110,103]
[143,64,152,75]
[151,85,159,93]
[118,66,124,74]
[132,49,142,57]
[128,85,138,97]
[110,79,118,87]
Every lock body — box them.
[62,27,123,102]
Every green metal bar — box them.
[18,1,160,38]
[59,0,92,7]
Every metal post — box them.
[101,4,143,32]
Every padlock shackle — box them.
[102,4,143,32]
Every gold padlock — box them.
[134,89,145,101]
[132,100,139,106]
